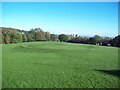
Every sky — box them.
[1,0,119,2]
[2,2,118,37]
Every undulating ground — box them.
[2,42,119,88]
[0,44,2,89]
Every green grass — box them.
[0,44,2,90]
[2,41,119,88]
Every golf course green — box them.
[2,42,119,88]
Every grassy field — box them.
[2,42,119,88]
[0,44,2,90]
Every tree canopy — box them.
[0,27,119,47]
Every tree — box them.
[67,34,75,40]
[110,35,120,47]
[93,35,102,44]
[88,35,101,45]
[45,32,51,41]
[50,34,58,41]
[58,34,68,42]
[17,33,22,43]
[2,34,4,44]
[27,33,35,42]
[29,29,36,41]
[30,28,46,41]
[10,31,18,43]
[22,33,27,42]
[101,37,111,46]
[4,35,10,44]
[0,33,2,44]
[35,31,45,41]
[88,37,95,44]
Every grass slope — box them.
[0,44,2,90]
[2,42,118,88]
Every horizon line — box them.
[1,26,118,38]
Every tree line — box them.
[0,27,119,47]
[67,35,120,47]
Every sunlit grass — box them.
[2,42,118,88]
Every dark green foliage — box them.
[93,35,102,44]
[58,34,68,42]
[34,28,46,41]
[10,31,17,43]
[68,35,120,47]
[1,27,23,44]
[2,34,4,44]
[0,33,2,44]
[0,27,119,47]
[27,33,35,42]
[22,34,27,42]
[112,35,120,47]
[27,29,36,42]
[45,32,51,41]
[50,34,58,41]
[35,31,45,41]
[17,33,22,43]
[10,31,22,43]
[4,35,10,44]
[102,36,120,47]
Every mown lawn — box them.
[2,41,119,88]
[0,44,2,90]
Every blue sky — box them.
[2,2,118,37]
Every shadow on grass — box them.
[95,69,120,78]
